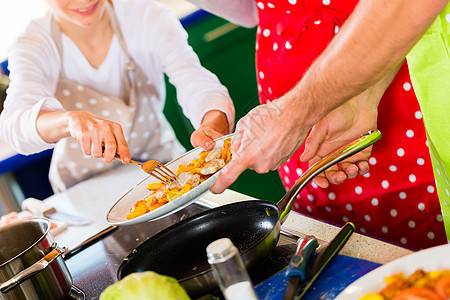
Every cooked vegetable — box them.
[99,271,190,300]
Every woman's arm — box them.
[185,0,258,28]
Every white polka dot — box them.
[408,174,416,183]
[415,111,423,119]
[263,29,271,37]
[258,85,262,92]
[334,25,339,34]
[143,131,150,139]
[63,89,71,96]
[284,176,290,184]
[95,162,104,169]
[418,202,425,211]
[322,0,330,4]
[285,41,292,49]
[307,194,314,202]
[406,130,414,138]
[311,182,318,188]
[257,26,261,34]
[141,152,149,160]
[149,113,155,121]
[142,96,149,104]
[306,206,312,213]
[328,192,336,200]
[134,147,142,154]
[390,209,398,217]
[342,216,349,222]
[283,165,290,173]
[296,168,303,176]
[345,204,352,211]
[446,14,450,23]
[408,220,415,228]
[259,71,265,79]
[89,98,97,105]
[116,108,123,115]
[362,172,370,178]
[267,3,275,8]
[382,226,388,233]
[369,157,377,165]
[268,87,273,94]
[382,180,389,189]
[355,186,362,194]
[397,148,405,157]
[325,206,331,212]
[81,168,89,175]
[400,237,407,244]
[314,20,321,25]
[294,203,299,210]
[427,232,435,239]
[427,185,435,193]
[399,192,407,199]
[273,43,278,51]
[103,97,110,102]
[371,198,379,206]
[101,110,111,117]
[75,102,83,109]
[437,214,443,222]
[364,215,371,222]
[286,10,291,14]
[417,158,425,165]
[389,165,397,172]
[70,142,78,149]
[288,0,297,4]
[257,2,264,9]
[255,43,259,51]
[136,115,145,123]
[77,85,84,91]
[403,82,411,91]
[130,132,138,139]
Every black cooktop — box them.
[65,203,298,299]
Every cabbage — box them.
[99,271,191,300]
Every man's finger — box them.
[210,158,247,194]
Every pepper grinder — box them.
[206,238,258,300]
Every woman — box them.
[0,0,234,192]
[188,0,446,250]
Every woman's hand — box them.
[36,110,130,164]
[190,110,230,150]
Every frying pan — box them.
[118,130,381,298]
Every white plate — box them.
[105,134,233,225]
[335,243,450,299]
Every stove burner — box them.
[66,285,85,300]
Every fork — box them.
[114,154,178,185]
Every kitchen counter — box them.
[37,164,414,299]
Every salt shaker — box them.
[206,238,258,300]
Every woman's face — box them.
[47,0,108,28]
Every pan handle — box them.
[277,130,381,223]
[0,246,64,293]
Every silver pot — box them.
[0,218,72,300]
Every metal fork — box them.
[114,154,178,185]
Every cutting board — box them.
[255,254,380,300]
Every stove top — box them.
[65,203,298,299]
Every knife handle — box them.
[285,235,319,280]
[310,222,355,276]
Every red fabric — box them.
[254,0,446,250]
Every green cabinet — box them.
[163,12,285,202]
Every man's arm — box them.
[211,0,448,194]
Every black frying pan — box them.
[118,130,381,298]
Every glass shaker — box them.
[206,238,258,300]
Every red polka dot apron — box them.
[254,0,446,249]
[48,5,184,192]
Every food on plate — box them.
[359,269,450,300]
[126,138,232,220]
[99,271,191,300]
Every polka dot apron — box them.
[48,5,184,192]
[254,0,446,249]
[407,3,450,244]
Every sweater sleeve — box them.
[143,2,235,131]
[186,0,258,28]
[0,14,64,155]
